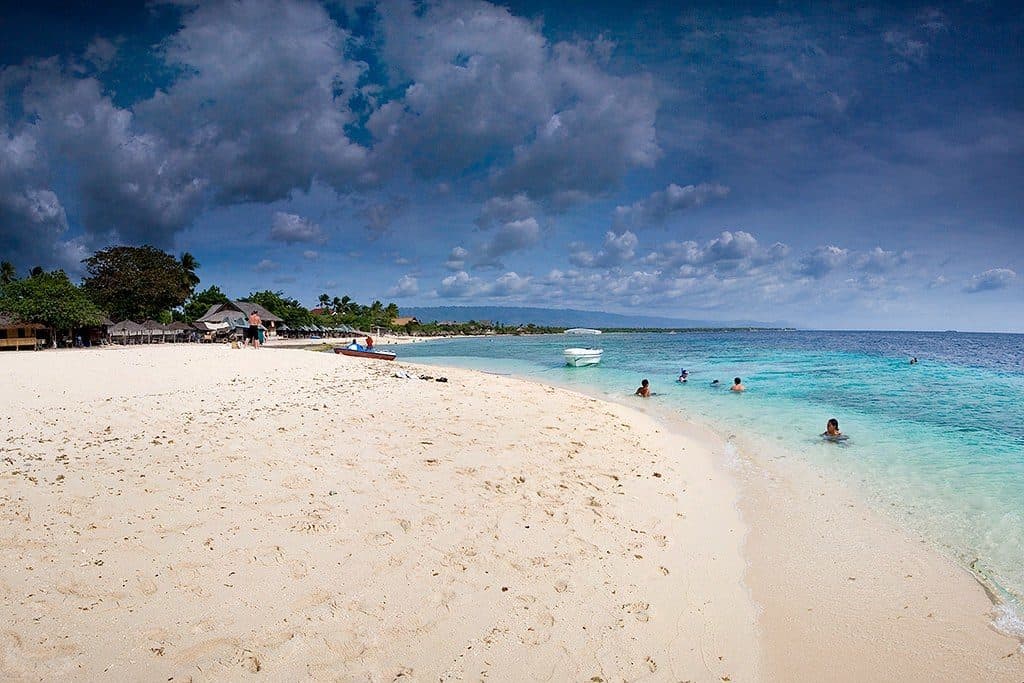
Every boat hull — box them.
[335,348,396,361]
[563,348,603,366]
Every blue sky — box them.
[1,0,1021,331]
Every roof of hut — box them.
[109,320,145,334]
[195,301,283,324]
[0,313,46,329]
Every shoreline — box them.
[399,352,1024,678]
[1,344,1021,680]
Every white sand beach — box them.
[1,344,1021,681]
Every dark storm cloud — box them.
[369,0,659,201]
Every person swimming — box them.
[678,368,689,383]
[711,379,721,386]
[635,378,651,398]
[730,377,745,392]
[822,418,841,437]
[910,357,918,364]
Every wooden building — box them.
[0,314,45,351]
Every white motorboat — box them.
[564,328,602,335]
[564,347,603,366]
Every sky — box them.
[0,0,1021,331]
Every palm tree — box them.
[179,252,201,292]
[332,296,342,314]
[317,293,330,310]
[0,261,15,285]
[29,266,44,278]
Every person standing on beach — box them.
[635,379,651,397]
[248,310,262,349]
[731,377,745,392]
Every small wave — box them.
[993,601,1024,646]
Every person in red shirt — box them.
[365,336,374,349]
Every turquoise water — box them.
[395,331,1024,628]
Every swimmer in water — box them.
[730,377,745,392]
[822,418,841,438]
[711,379,720,386]
[635,378,651,398]
[678,368,689,383]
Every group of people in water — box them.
[634,368,846,442]
[635,372,744,397]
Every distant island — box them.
[400,305,790,330]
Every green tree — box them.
[0,261,15,285]
[318,293,330,310]
[240,290,312,328]
[82,245,192,321]
[182,285,231,322]
[180,252,201,294]
[331,296,342,314]
[0,270,103,337]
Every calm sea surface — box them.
[394,330,1024,629]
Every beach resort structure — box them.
[195,300,285,336]
[0,314,46,350]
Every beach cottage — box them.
[196,301,284,337]
[0,314,45,350]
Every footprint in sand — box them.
[622,601,651,622]
[290,518,336,534]
[366,531,394,547]
[518,610,555,645]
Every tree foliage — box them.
[0,270,103,331]
[181,285,231,322]
[82,246,193,321]
[240,290,313,328]
[0,261,15,285]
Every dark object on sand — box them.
[334,347,397,361]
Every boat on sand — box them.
[563,347,603,366]
[334,347,397,361]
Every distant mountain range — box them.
[400,306,791,329]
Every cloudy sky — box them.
[1,0,1021,331]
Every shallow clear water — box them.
[395,331,1024,622]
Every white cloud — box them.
[613,182,730,229]
[389,274,419,297]
[569,230,638,268]
[475,193,539,229]
[644,230,788,273]
[270,212,326,244]
[370,0,659,200]
[796,245,849,278]
[142,0,369,202]
[855,246,908,273]
[476,218,541,265]
[438,270,478,298]
[445,246,469,271]
[254,258,279,272]
[302,249,320,261]
[964,268,1016,293]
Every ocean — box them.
[394,330,1024,631]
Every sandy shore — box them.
[1,344,1021,680]
[1,345,757,681]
